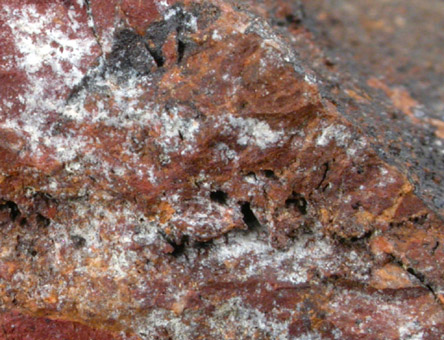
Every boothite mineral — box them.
[0,0,443,339]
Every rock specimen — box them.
[0,0,443,339]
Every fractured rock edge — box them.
[0,0,443,339]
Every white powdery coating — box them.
[65,72,148,123]
[62,70,201,155]
[208,222,342,285]
[228,115,284,149]
[161,189,241,239]
[212,30,222,41]
[50,202,160,281]
[3,4,97,113]
[49,133,90,162]
[346,136,367,157]
[214,143,239,164]
[376,166,397,188]
[135,309,195,340]
[316,124,350,147]
[304,74,317,85]
[155,0,171,12]
[162,5,198,31]
[133,297,302,340]
[0,4,97,161]
[2,116,90,162]
[399,321,424,340]
[158,106,201,155]
[213,231,270,263]
[100,27,116,54]
[169,204,236,239]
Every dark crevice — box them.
[66,73,95,103]
[0,201,21,222]
[177,39,186,63]
[245,171,257,180]
[389,213,429,228]
[334,229,375,246]
[159,230,214,257]
[407,267,440,305]
[390,256,442,307]
[351,202,361,210]
[210,190,228,205]
[348,230,374,242]
[406,267,425,282]
[144,4,196,68]
[36,213,50,228]
[409,214,428,225]
[316,162,330,191]
[240,202,262,231]
[432,241,440,255]
[263,170,278,179]
[145,43,165,68]
[285,14,303,26]
[193,239,213,254]
[160,232,189,258]
[7,201,20,221]
[68,3,207,104]
[33,191,55,202]
[285,192,308,215]
[170,236,187,258]
[239,101,248,109]
[71,235,86,249]
[274,6,305,28]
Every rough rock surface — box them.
[0,0,443,339]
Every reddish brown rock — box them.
[0,310,133,340]
[0,0,443,339]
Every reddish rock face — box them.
[0,0,443,339]
[0,310,131,340]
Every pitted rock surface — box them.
[0,0,443,339]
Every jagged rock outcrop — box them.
[0,0,443,339]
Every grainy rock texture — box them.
[0,0,443,339]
